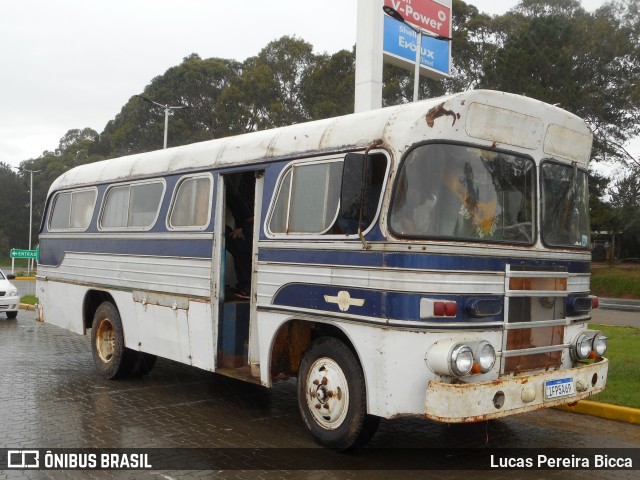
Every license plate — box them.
[545,378,575,400]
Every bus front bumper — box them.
[424,358,608,423]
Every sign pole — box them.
[413,30,422,102]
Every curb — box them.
[19,303,36,311]
[556,400,640,424]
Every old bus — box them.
[37,90,608,449]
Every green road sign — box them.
[10,248,38,260]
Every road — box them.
[0,310,638,479]
[591,307,640,327]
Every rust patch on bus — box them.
[426,103,460,128]
[270,321,312,381]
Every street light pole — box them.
[13,166,41,274]
[382,6,451,102]
[136,95,190,149]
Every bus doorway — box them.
[214,170,263,381]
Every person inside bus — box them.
[225,172,255,299]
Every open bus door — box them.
[213,170,263,383]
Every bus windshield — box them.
[541,161,590,249]
[389,144,535,244]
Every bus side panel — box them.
[188,300,216,371]
[37,278,86,335]
[133,302,191,365]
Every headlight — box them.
[450,344,474,376]
[8,289,18,297]
[593,334,607,357]
[474,341,496,373]
[574,333,593,360]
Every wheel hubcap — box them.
[305,357,349,430]
[95,318,115,364]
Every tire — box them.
[297,337,379,450]
[6,311,17,319]
[91,302,136,379]
[129,352,157,377]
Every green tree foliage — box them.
[301,48,356,118]
[589,171,615,232]
[610,166,640,257]
[95,54,242,156]
[480,0,640,164]
[0,163,29,253]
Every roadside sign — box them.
[382,0,452,80]
[10,248,38,260]
[383,15,451,79]
[384,0,451,38]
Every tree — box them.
[220,36,317,133]
[480,0,640,166]
[301,49,356,119]
[610,167,640,258]
[95,54,242,156]
[0,163,29,254]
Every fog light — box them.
[593,334,607,356]
[450,344,473,376]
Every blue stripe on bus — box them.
[272,283,504,323]
[39,237,213,266]
[39,238,590,275]
[258,248,590,273]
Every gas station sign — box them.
[382,0,452,80]
[384,0,451,38]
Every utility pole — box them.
[13,166,41,275]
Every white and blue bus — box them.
[37,90,608,449]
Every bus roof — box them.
[49,90,592,195]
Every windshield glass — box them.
[389,144,535,243]
[541,162,590,248]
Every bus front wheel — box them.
[297,337,379,450]
[91,302,136,379]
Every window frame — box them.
[265,152,390,239]
[166,173,214,231]
[98,179,166,232]
[48,187,98,232]
[387,141,537,246]
[539,159,591,250]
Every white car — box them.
[0,269,19,319]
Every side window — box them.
[49,189,97,231]
[269,160,343,234]
[168,175,213,229]
[100,181,164,229]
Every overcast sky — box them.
[1,0,627,172]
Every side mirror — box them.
[7,274,16,280]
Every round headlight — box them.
[450,344,473,376]
[574,333,592,360]
[477,342,496,373]
[9,289,18,297]
[593,335,607,357]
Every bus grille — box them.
[502,265,568,374]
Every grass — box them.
[589,323,640,409]
[20,295,38,305]
[590,263,640,299]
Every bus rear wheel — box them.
[91,302,136,379]
[297,337,379,450]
